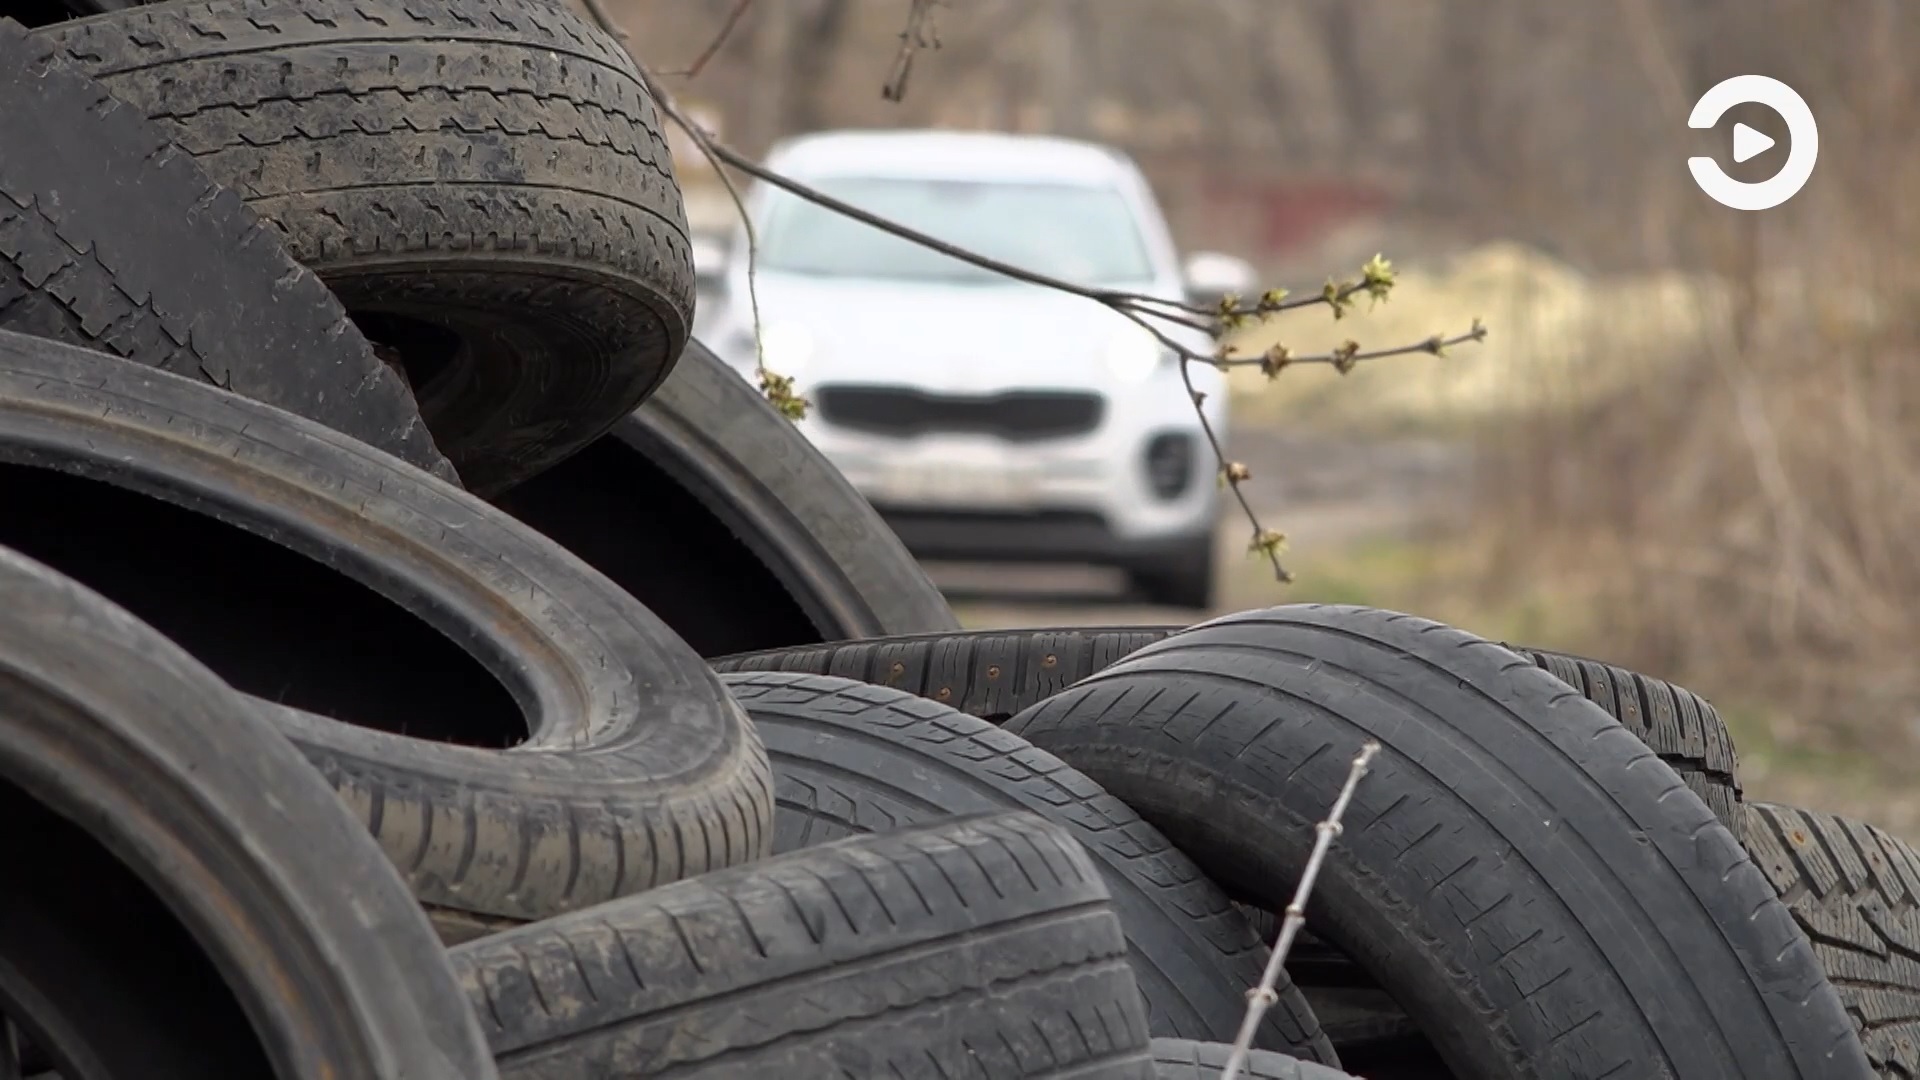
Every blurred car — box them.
[705,128,1256,609]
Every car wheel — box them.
[1128,533,1216,610]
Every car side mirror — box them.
[1181,251,1257,308]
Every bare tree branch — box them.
[1222,741,1381,1080]
[663,0,756,79]
[577,0,1487,585]
[882,0,943,102]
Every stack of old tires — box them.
[0,2,1911,1079]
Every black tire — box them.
[450,811,1157,1079]
[722,670,1337,1063]
[712,626,1746,837]
[0,328,771,929]
[1128,533,1216,611]
[41,0,695,496]
[0,545,496,1080]
[1746,802,1920,1079]
[1151,1039,1363,1080]
[1511,644,1745,842]
[496,339,958,657]
[0,18,456,485]
[1003,605,1871,1080]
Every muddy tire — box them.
[723,670,1337,1062]
[0,545,495,1080]
[0,19,455,484]
[1747,802,1920,1078]
[1150,1039,1361,1080]
[497,339,957,657]
[713,626,1745,836]
[0,328,771,930]
[1003,605,1870,1080]
[451,812,1157,1079]
[40,0,694,495]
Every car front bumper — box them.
[798,386,1222,564]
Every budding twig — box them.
[579,2,1488,583]
[1220,740,1381,1080]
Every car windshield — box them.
[754,175,1158,287]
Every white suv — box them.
[704,129,1251,609]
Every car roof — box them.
[763,128,1139,187]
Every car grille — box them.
[813,385,1105,442]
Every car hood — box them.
[732,273,1194,394]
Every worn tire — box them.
[41,0,695,495]
[1512,644,1745,842]
[0,545,495,1080]
[1151,1039,1362,1080]
[723,670,1336,1062]
[0,328,771,930]
[1003,605,1871,1080]
[497,339,958,657]
[451,811,1157,1079]
[1747,802,1920,1078]
[713,626,1745,837]
[0,19,455,484]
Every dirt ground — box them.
[930,424,1920,841]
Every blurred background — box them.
[606,0,1920,836]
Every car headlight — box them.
[754,322,817,379]
[1102,324,1163,383]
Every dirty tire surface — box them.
[449,811,1158,1079]
[0,19,454,484]
[499,339,957,657]
[0,328,771,929]
[1003,605,1871,1080]
[1747,802,1920,1078]
[713,625,1745,837]
[1150,1038,1362,1080]
[0,543,496,1080]
[723,670,1337,1063]
[42,0,695,495]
